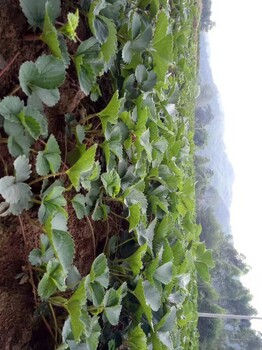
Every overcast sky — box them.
[208,0,262,332]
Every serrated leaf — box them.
[19,0,61,28]
[71,194,87,220]
[44,219,74,274]
[151,11,173,82]
[143,280,161,312]
[76,124,85,144]
[14,155,31,182]
[29,249,43,266]
[103,284,126,325]
[124,189,147,215]
[101,169,121,197]
[38,259,66,299]
[89,253,109,288]
[195,261,210,282]
[135,64,147,84]
[41,4,62,58]
[127,325,147,350]
[38,184,67,223]
[7,133,32,157]
[60,9,79,41]
[155,306,176,332]
[140,128,152,162]
[131,12,141,40]
[52,230,75,272]
[136,219,156,252]
[19,55,66,106]
[128,203,141,231]
[122,26,152,64]
[100,16,117,63]
[154,262,173,285]
[0,96,24,122]
[36,134,61,175]
[125,244,147,275]
[66,144,97,189]
[98,91,122,130]
[0,173,32,215]
[133,278,153,328]
[65,280,87,342]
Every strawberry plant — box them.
[0,0,212,349]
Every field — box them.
[0,1,213,349]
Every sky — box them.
[208,0,262,332]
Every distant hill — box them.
[196,33,234,233]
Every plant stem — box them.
[31,198,42,205]
[18,215,38,305]
[49,303,58,345]
[104,197,123,203]
[29,171,66,186]
[9,85,21,96]
[110,211,128,221]
[0,138,7,144]
[86,216,96,258]
[0,52,19,78]
[41,315,56,343]
[23,34,40,41]
[116,237,135,248]
[79,113,98,124]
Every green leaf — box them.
[101,169,121,197]
[195,261,210,282]
[76,63,96,96]
[0,96,24,122]
[65,280,87,342]
[155,306,176,332]
[157,331,173,349]
[19,0,61,29]
[38,259,66,299]
[0,173,32,215]
[7,133,32,157]
[14,155,31,182]
[76,124,85,144]
[101,16,117,63]
[124,189,147,215]
[125,244,147,275]
[136,219,156,252]
[19,55,66,106]
[21,106,47,139]
[154,262,173,285]
[122,26,152,64]
[41,4,62,58]
[89,253,109,288]
[151,11,173,82]
[133,277,153,328]
[52,230,75,272]
[71,194,87,220]
[98,91,122,130]
[103,284,126,325]
[128,203,141,231]
[38,183,67,223]
[127,325,147,350]
[60,9,79,41]
[36,134,61,175]
[0,97,47,140]
[66,144,97,189]
[172,241,185,266]
[139,129,152,161]
[143,280,161,312]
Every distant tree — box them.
[194,127,209,148]
[201,0,216,32]
[195,105,214,128]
